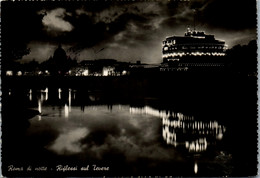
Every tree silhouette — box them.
[226,40,257,74]
[1,2,44,72]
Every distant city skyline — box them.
[2,0,256,64]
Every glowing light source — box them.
[6,71,13,76]
[102,67,115,76]
[103,68,109,76]
[17,71,22,76]
[82,70,88,76]
[194,162,198,174]
[122,70,127,75]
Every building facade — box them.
[162,28,227,71]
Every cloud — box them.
[47,127,89,155]
[94,6,125,24]
[41,8,74,33]
[4,0,256,63]
[38,1,256,59]
[75,8,93,17]
[41,105,182,162]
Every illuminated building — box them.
[102,66,115,76]
[162,28,227,70]
[68,59,129,76]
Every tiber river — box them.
[2,75,257,177]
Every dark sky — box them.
[2,0,257,64]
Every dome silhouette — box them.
[48,44,69,75]
[53,44,67,63]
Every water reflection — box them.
[130,106,194,120]
[48,127,89,155]
[194,162,198,174]
[29,104,175,163]
[5,87,233,175]
[30,102,227,167]
[130,106,226,152]
[41,88,48,101]
[29,89,32,101]
[68,88,72,112]
[162,113,226,152]
[58,88,61,99]
[38,99,42,114]
[64,104,69,118]
[32,88,226,154]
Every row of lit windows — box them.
[162,40,224,47]
[160,67,188,72]
[6,69,128,77]
[163,40,176,45]
[163,52,225,58]
[163,46,224,51]
[178,63,224,67]
[6,70,50,76]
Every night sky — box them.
[1,0,257,64]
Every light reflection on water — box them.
[25,88,229,175]
[32,88,227,153]
[162,116,226,152]
[38,99,42,114]
[30,104,174,161]
[29,89,32,101]
[194,162,198,174]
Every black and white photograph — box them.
[1,0,258,176]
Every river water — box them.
[2,75,257,176]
